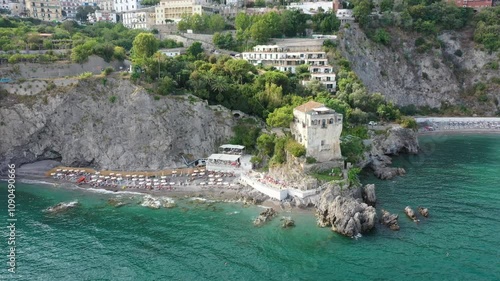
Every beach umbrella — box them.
[110,173,115,176]
[56,169,61,172]
[161,176,167,179]
[95,172,101,175]
[62,169,68,172]
[194,170,199,173]
[200,182,206,185]
[126,175,131,177]
[169,182,175,185]
[105,176,110,179]
[217,178,223,182]
[117,177,123,181]
[50,173,55,176]
[223,182,229,186]
[172,171,177,174]
[139,175,144,178]
[208,174,214,178]
[160,180,166,183]
[132,178,137,181]
[146,183,152,186]
[80,170,86,173]
[116,174,122,176]
[199,172,205,176]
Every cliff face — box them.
[0,77,235,174]
[339,25,500,115]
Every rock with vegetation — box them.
[316,184,377,237]
[44,201,79,213]
[418,206,429,218]
[0,77,235,174]
[380,209,400,231]
[404,206,418,222]
[362,126,418,180]
[339,13,500,115]
[253,208,277,226]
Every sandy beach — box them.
[13,160,288,210]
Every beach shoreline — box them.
[418,129,500,136]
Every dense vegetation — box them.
[212,11,341,51]
[177,14,227,33]
[349,0,500,52]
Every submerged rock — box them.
[45,201,79,213]
[373,167,406,180]
[418,207,429,217]
[404,206,418,222]
[280,217,295,228]
[107,198,128,208]
[380,209,400,231]
[253,208,277,226]
[316,186,377,237]
[140,195,176,209]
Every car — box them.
[368,121,378,126]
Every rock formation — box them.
[361,126,419,180]
[316,184,377,237]
[140,195,176,209]
[44,201,79,213]
[339,25,500,115]
[380,209,400,231]
[253,208,277,226]
[404,206,418,222]
[280,217,295,228]
[362,184,377,206]
[0,77,235,174]
[418,207,429,218]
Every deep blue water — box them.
[1,134,499,280]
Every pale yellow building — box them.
[26,0,62,21]
[290,101,343,162]
[155,0,202,24]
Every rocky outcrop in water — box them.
[361,126,419,180]
[418,207,429,218]
[362,184,377,206]
[280,217,295,228]
[316,184,377,237]
[380,209,400,231]
[141,195,176,209]
[44,201,79,213]
[0,77,235,174]
[253,208,277,226]
[404,206,418,222]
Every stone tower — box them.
[290,101,343,162]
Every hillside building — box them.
[155,0,203,23]
[287,1,334,14]
[26,0,62,21]
[290,101,343,162]
[449,0,492,9]
[241,44,337,92]
[122,6,155,29]
[114,0,141,12]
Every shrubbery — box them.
[285,140,306,158]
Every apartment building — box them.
[241,44,337,92]
[95,0,114,11]
[122,6,155,29]
[26,0,62,21]
[155,0,202,23]
[449,0,492,9]
[287,1,334,14]
[114,0,141,12]
[60,0,80,18]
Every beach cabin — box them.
[206,154,242,173]
[218,144,245,155]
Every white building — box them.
[88,10,118,23]
[241,44,337,92]
[95,0,114,11]
[59,0,80,18]
[159,47,186,57]
[290,101,343,162]
[287,1,334,14]
[122,6,155,29]
[114,0,141,12]
[336,9,354,25]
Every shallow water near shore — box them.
[1,134,500,280]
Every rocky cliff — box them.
[361,126,419,179]
[0,76,235,174]
[339,25,500,115]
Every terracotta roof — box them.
[294,101,324,113]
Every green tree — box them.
[257,133,275,157]
[131,33,159,66]
[250,19,271,44]
[186,42,204,59]
[266,105,293,127]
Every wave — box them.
[1,178,57,186]
[84,187,144,196]
[44,200,79,213]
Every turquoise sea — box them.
[1,134,500,280]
